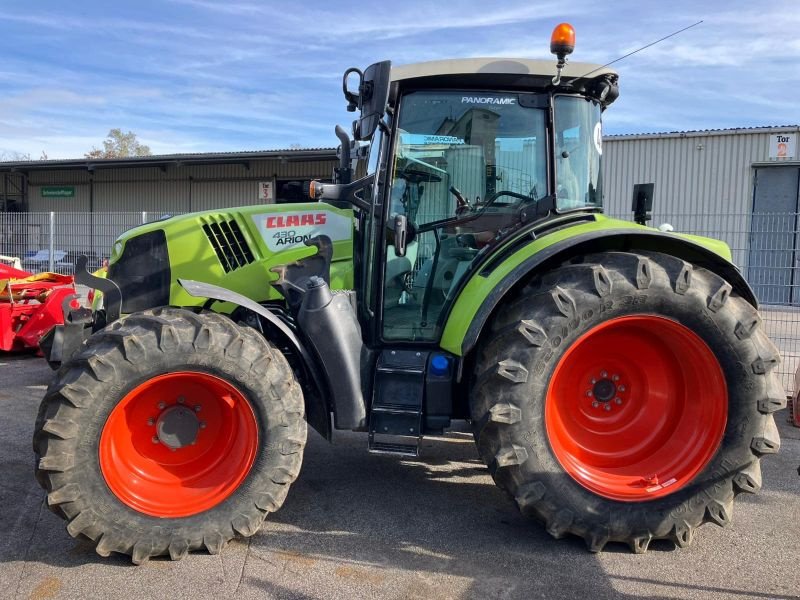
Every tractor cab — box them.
[312,52,619,347]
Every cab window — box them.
[382,90,548,341]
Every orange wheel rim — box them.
[545,315,727,502]
[99,371,259,517]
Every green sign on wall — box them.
[41,186,75,197]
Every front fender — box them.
[179,279,331,440]
[440,224,756,357]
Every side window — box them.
[367,127,384,176]
[360,127,385,318]
[554,96,603,210]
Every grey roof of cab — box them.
[390,58,616,81]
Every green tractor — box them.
[34,24,783,563]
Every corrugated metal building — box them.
[603,125,800,216]
[0,148,339,271]
[0,149,338,214]
[602,125,800,304]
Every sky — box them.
[0,1,798,160]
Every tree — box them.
[0,150,32,161]
[85,129,152,159]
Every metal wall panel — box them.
[602,127,800,270]
[602,128,797,216]
[191,180,264,211]
[27,171,91,185]
[93,180,189,214]
[447,146,485,205]
[28,183,91,212]
[20,158,337,214]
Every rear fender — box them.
[441,229,757,357]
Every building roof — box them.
[391,58,616,82]
[605,125,800,140]
[0,148,338,172]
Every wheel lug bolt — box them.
[147,417,155,426]
[157,401,166,410]
[614,398,622,405]
[591,378,597,384]
[199,421,207,429]
[604,404,612,411]
[194,405,202,412]
[618,385,626,392]
[152,436,160,444]
[592,401,599,408]
[600,371,608,378]
[586,390,593,397]
[612,374,620,382]
[177,396,185,404]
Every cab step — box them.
[369,440,419,457]
[368,350,428,457]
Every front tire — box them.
[471,251,783,552]
[33,307,306,563]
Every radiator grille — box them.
[202,218,255,272]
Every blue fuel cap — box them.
[430,354,450,376]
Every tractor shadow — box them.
[244,425,799,598]
[242,426,687,600]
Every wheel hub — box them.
[156,405,200,449]
[592,378,616,402]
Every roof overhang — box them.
[0,148,338,173]
[391,58,616,82]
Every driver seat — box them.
[557,156,581,207]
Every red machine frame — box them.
[0,263,78,353]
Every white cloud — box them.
[0,1,796,157]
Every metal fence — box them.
[2,210,799,394]
[612,211,800,395]
[0,211,174,274]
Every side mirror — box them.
[393,213,408,257]
[353,60,391,141]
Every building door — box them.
[748,166,800,305]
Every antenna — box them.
[578,20,704,79]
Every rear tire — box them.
[33,307,306,563]
[470,250,783,552]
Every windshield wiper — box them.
[416,192,549,234]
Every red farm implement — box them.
[0,262,78,353]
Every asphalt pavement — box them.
[1,354,798,600]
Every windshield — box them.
[554,95,603,210]
[390,91,548,226]
[382,91,547,341]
